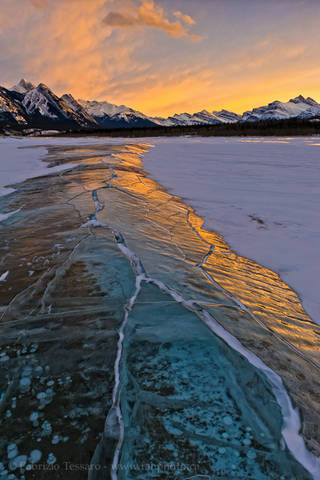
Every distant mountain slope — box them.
[78,99,129,117]
[213,109,242,123]
[61,94,99,127]
[0,86,28,126]
[1,79,320,132]
[243,95,320,121]
[168,110,222,126]
[22,84,97,129]
[78,99,158,128]
[10,78,35,94]
[163,109,241,126]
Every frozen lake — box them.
[0,137,319,479]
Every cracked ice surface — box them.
[142,136,320,326]
[0,138,319,480]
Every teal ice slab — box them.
[0,201,136,477]
[118,283,310,479]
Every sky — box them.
[1,0,320,116]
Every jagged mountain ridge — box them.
[78,99,157,128]
[164,109,241,126]
[11,79,35,94]
[0,86,28,125]
[21,84,96,129]
[1,78,320,131]
[61,94,98,127]
[243,95,320,121]
[0,80,97,129]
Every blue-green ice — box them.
[0,139,319,480]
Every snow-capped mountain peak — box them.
[164,108,240,126]
[11,78,35,94]
[78,98,157,128]
[78,99,129,117]
[289,94,318,107]
[20,84,98,128]
[242,95,320,122]
[290,94,307,103]
[0,86,28,125]
[61,94,98,126]
[22,84,60,119]
[212,109,242,123]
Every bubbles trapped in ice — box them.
[9,455,27,471]
[29,450,42,464]
[51,434,60,445]
[29,411,39,427]
[247,449,257,460]
[0,353,9,362]
[36,387,54,408]
[222,415,233,426]
[35,366,43,376]
[7,444,18,460]
[19,377,31,392]
[47,453,56,465]
[41,420,52,436]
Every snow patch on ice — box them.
[0,136,119,198]
[0,271,9,282]
[81,219,109,229]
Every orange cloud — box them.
[103,0,200,40]
[1,0,320,117]
[174,11,195,25]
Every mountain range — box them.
[1,78,320,132]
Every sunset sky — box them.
[1,0,320,116]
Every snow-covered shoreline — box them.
[142,136,320,325]
[0,136,121,198]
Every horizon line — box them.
[4,78,320,118]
